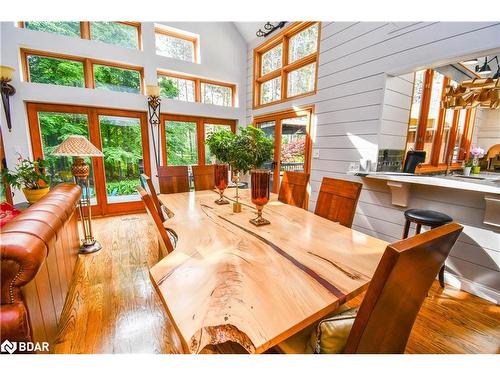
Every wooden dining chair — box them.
[140,173,166,222]
[158,166,190,194]
[278,171,310,208]
[137,186,174,259]
[192,165,215,191]
[277,222,463,354]
[314,177,362,228]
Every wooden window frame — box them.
[21,48,145,94]
[159,113,236,166]
[19,21,142,50]
[154,26,199,63]
[405,69,476,174]
[157,70,236,107]
[252,105,314,206]
[26,102,151,216]
[253,22,321,109]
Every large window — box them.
[22,49,144,94]
[253,22,320,108]
[155,26,198,63]
[20,22,142,50]
[405,69,476,173]
[157,71,235,107]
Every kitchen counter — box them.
[355,171,500,228]
[360,172,500,195]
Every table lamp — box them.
[52,135,104,254]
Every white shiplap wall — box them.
[246,22,500,303]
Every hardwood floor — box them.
[53,214,500,354]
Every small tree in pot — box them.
[2,156,51,204]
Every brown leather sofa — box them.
[0,183,81,348]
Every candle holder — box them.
[249,169,270,226]
[231,168,242,213]
[214,163,229,205]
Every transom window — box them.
[19,22,142,50]
[405,69,476,173]
[157,71,235,107]
[22,49,144,94]
[253,22,320,108]
[155,26,198,63]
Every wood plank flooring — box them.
[53,214,500,354]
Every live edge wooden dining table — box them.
[149,189,388,354]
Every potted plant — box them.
[463,158,473,176]
[2,156,51,204]
[470,146,485,174]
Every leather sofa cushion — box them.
[0,302,32,343]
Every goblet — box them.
[214,163,229,205]
[249,169,270,226]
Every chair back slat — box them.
[314,177,362,228]
[192,165,215,191]
[158,166,190,194]
[137,186,174,258]
[140,173,165,221]
[278,171,310,208]
[344,223,463,353]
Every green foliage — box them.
[94,65,140,93]
[205,126,274,174]
[165,121,198,165]
[205,129,235,164]
[106,179,139,195]
[2,157,51,190]
[230,126,274,173]
[25,22,81,37]
[28,55,85,87]
[90,22,138,49]
[159,77,179,99]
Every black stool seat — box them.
[403,208,453,288]
[404,209,453,226]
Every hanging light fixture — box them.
[476,58,492,75]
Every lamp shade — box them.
[52,135,103,157]
[146,84,160,97]
[0,65,15,81]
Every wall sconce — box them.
[0,66,16,132]
[146,84,161,170]
[256,22,287,38]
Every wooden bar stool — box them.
[403,209,453,288]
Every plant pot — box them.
[23,187,50,204]
[463,167,471,176]
[472,166,481,175]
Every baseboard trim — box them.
[444,271,499,304]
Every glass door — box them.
[98,114,148,208]
[255,107,312,194]
[27,103,150,216]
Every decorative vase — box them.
[231,168,241,213]
[472,166,481,174]
[463,167,472,176]
[249,169,271,226]
[214,163,229,205]
[23,187,50,204]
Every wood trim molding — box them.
[253,22,321,109]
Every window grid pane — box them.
[27,55,85,87]
[165,121,198,166]
[287,62,316,97]
[158,75,195,102]
[155,33,195,62]
[288,24,319,64]
[201,83,232,107]
[93,64,141,93]
[423,72,444,163]
[260,77,281,105]
[204,124,232,164]
[261,44,282,76]
[90,22,138,49]
[406,70,425,152]
[24,22,81,38]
